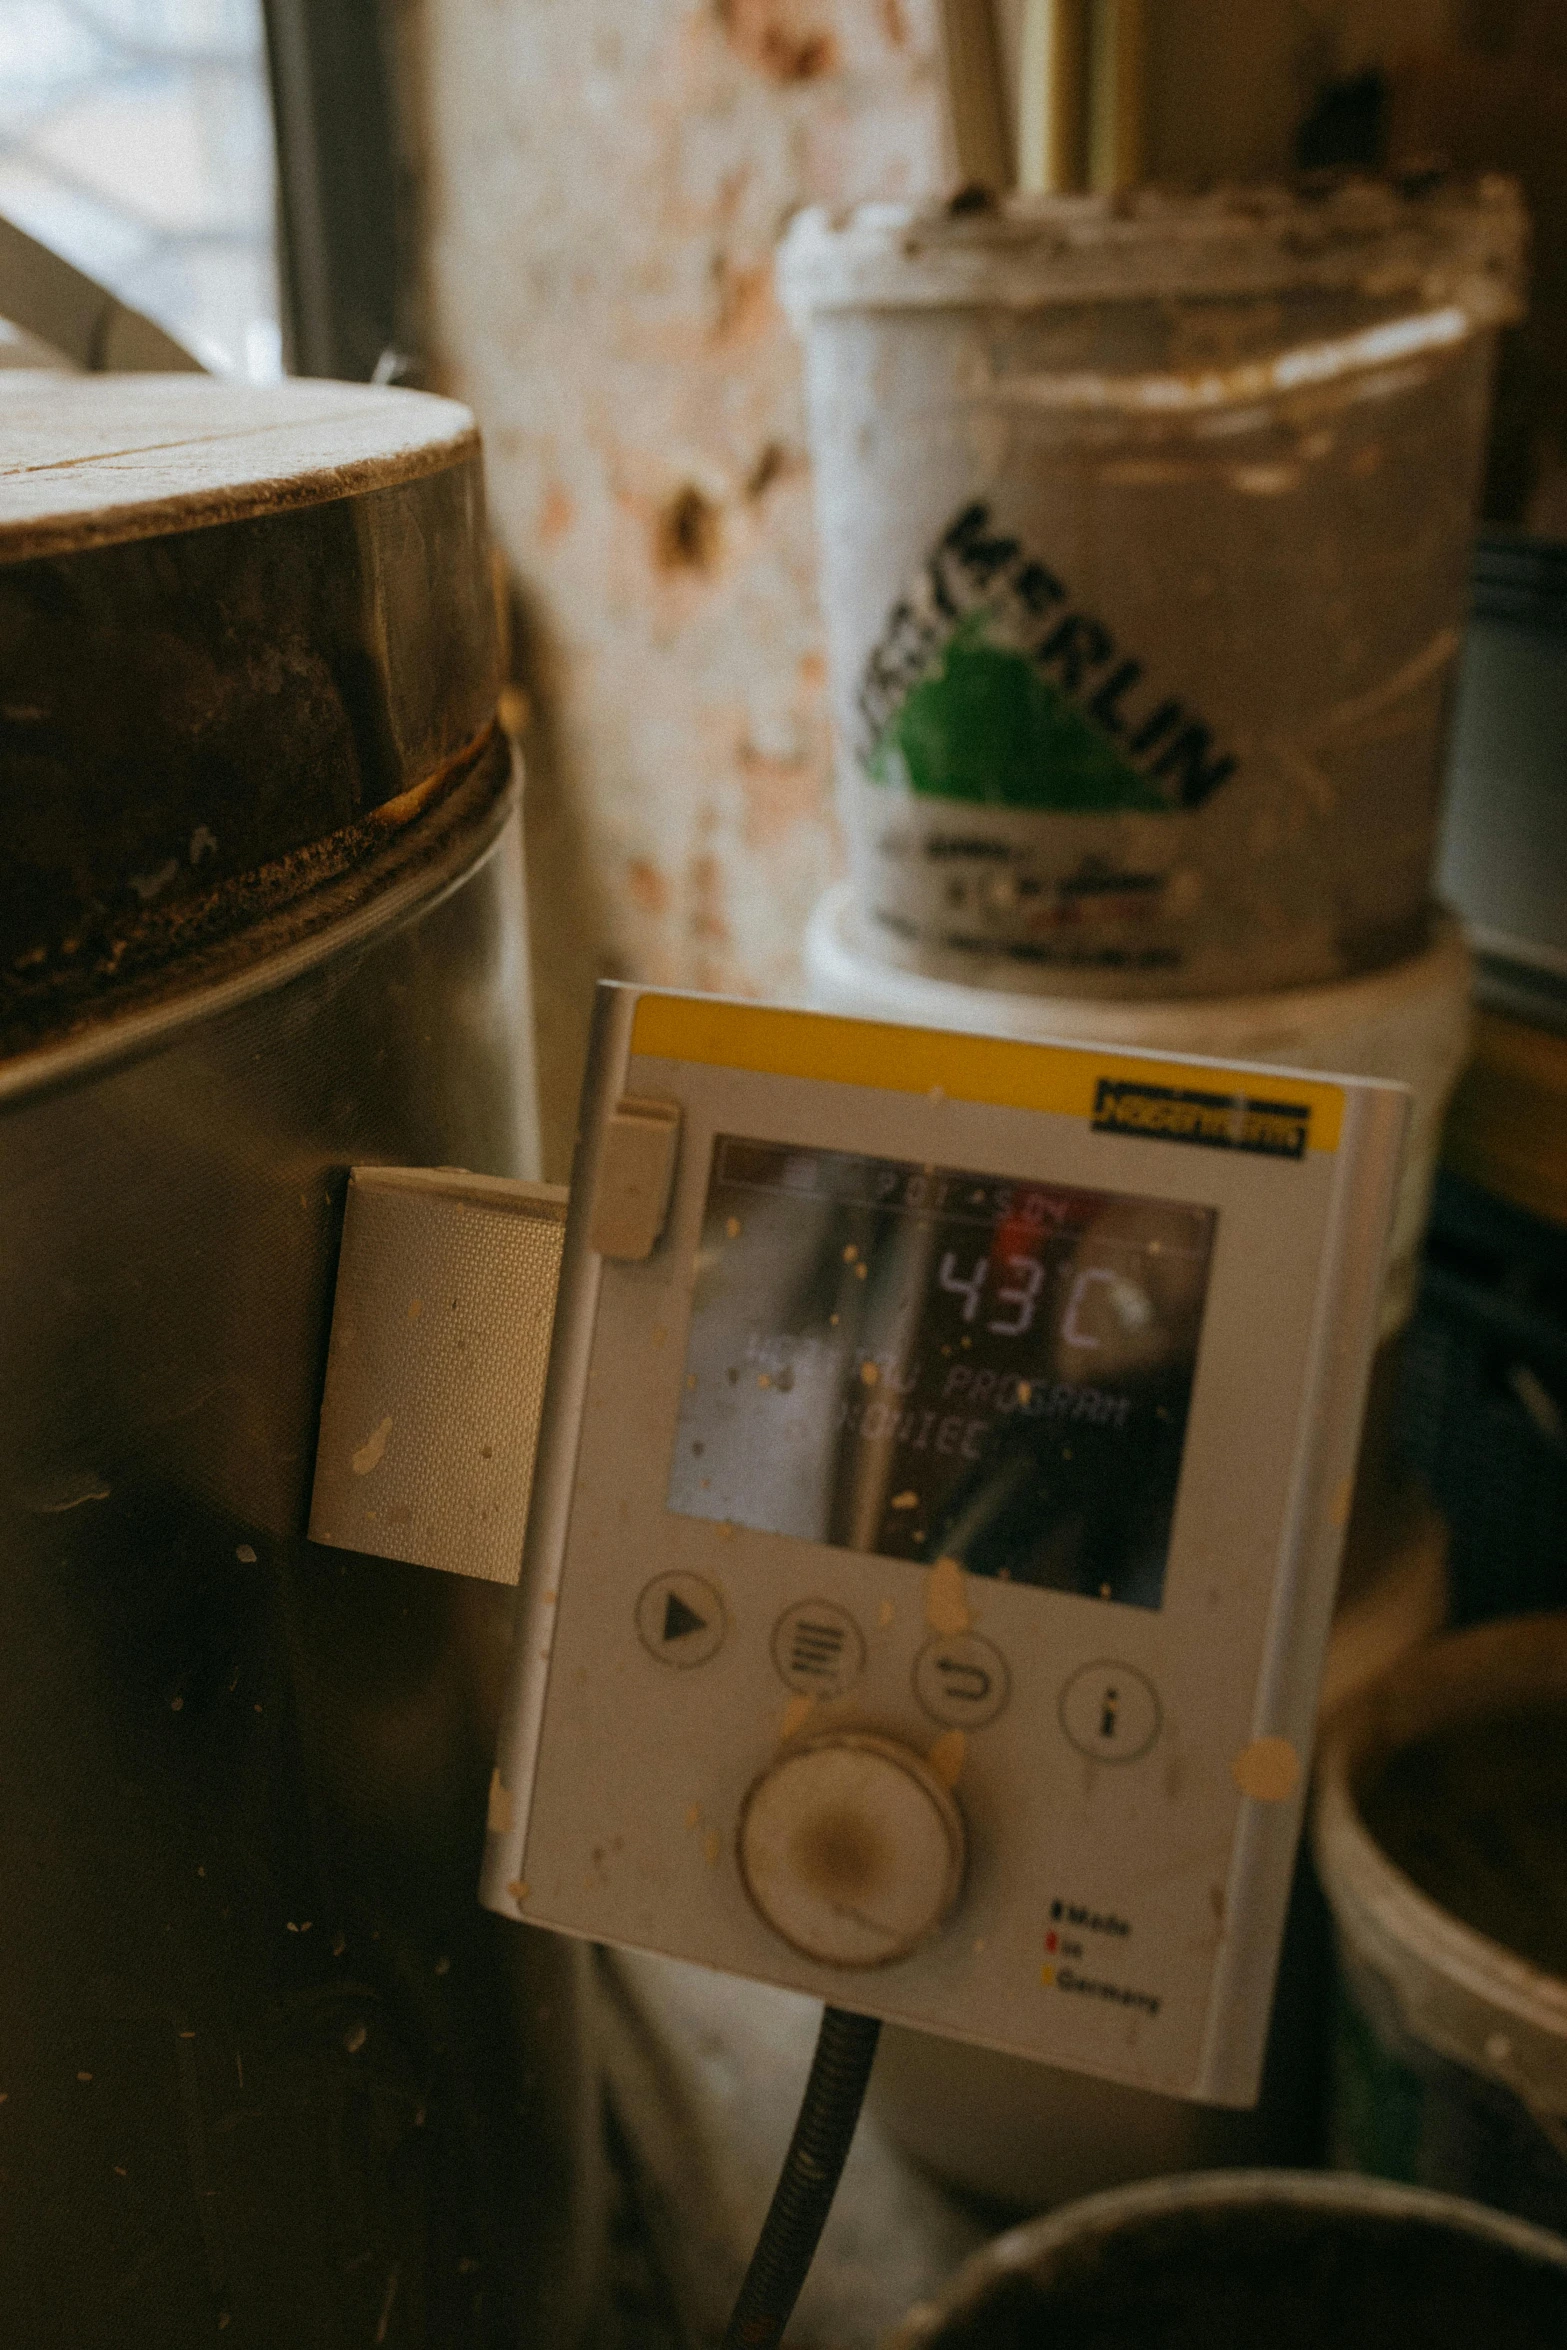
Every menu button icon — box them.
[772,1601,865,1699]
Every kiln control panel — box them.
[480,986,1405,2105]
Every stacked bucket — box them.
[780,177,1542,2205]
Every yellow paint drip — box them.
[925,1553,970,1637]
[486,1769,513,1835]
[780,1693,816,1742]
[928,1729,966,1787]
[1231,1736,1300,1803]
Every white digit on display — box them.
[988,1256,1044,1339]
[1062,1265,1117,1348]
[938,1251,988,1322]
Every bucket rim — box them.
[779,176,1526,325]
[1311,1613,1567,2050]
[885,2165,1567,2347]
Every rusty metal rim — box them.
[0,725,519,1115]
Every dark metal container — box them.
[887,2171,1567,2350]
[0,377,602,2347]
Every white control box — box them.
[480,985,1405,2104]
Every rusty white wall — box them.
[410,1,943,1172]
[408,0,1461,1172]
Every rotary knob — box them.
[736,1731,966,1969]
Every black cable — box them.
[720,2005,882,2350]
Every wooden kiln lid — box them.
[0,375,505,1067]
[0,374,478,563]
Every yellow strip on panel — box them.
[629,992,1344,1155]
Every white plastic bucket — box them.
[780,180,1523,999]
[805,883,1472,1343]
[1313,1613,1567,2235]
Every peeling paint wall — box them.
[410,0,944,1172]
[406,0,1475,1173]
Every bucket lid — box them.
[0,376,504,1076]
[779,173,1526,323]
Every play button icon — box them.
[663,1589,708,1643]
[636,1571,727,1668]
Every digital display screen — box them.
[666,1138,1216,1611]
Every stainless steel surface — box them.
[310,1167,567,1585]
[0,814,603,2347]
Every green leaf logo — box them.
[868,612,1170,814]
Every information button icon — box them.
[1059,1661,1160,1762]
